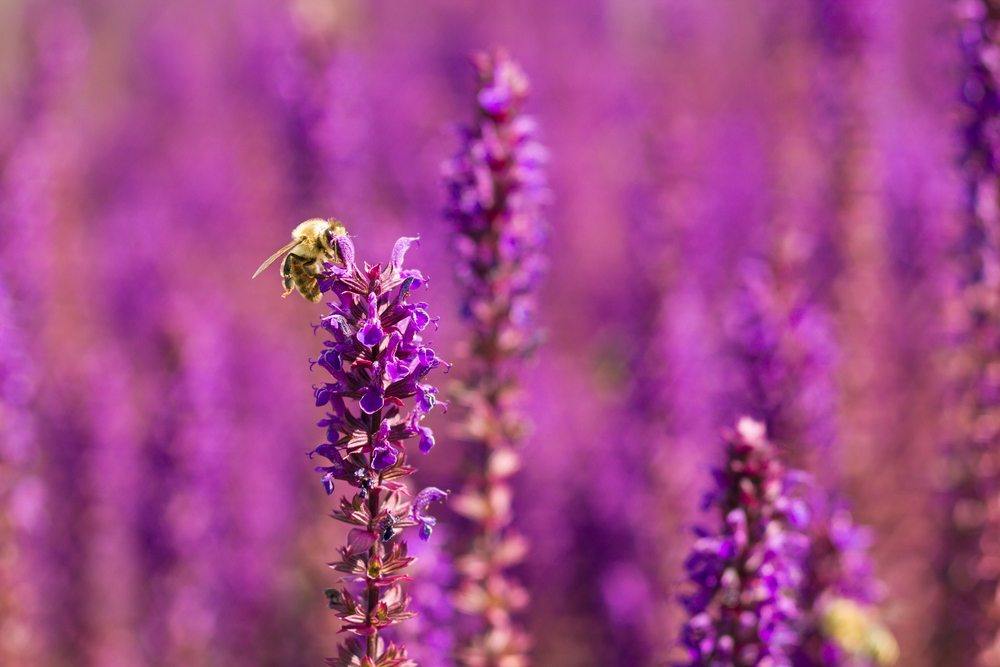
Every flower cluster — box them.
[680,418,809,666]
[307,233,447,666]
[443,49,547,359]
[939,1,1000,663]
[443,49,547,665]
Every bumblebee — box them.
[252,218,348,302]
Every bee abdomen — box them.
[285,254,322,302]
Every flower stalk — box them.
[306,232,447,666]
[443,49,547,666]
[679,418,809,666]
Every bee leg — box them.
[302,277,322,302]
[281,254,295,297]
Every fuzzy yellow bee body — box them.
[252,218,348,302]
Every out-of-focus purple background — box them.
[0,0,965,665]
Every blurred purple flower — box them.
[793,494,896,666]
[679,418,809,666]
[0,279,42,664]
[0,3,88,661]
[728,260,839,475]
[444,49,546,666]
[726,230,894,666]
[938,1,1000,664]
[395,528,458,667]
[306,232,445,664]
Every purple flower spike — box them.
[445,49,546,665]
[301,227,446,663]
[939,2,1000,663]
[679,418,808,666]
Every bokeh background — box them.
[0,0,968,665]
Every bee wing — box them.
[252,238,301,279]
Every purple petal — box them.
[309,443,342,463]
[358,320,385,347]
[390,236,420,270]
[412,487,448,540]
[410,306,430,331]
[314,384,334,407]
[387,358,412,382]
[335,235,355,268]
[478,84,511,115]
[418,426,435,454]
[401,269,425,290]
[418,347,437,367]
[412,487,448,517]
[419,520,435,541]
[314,467,339,495]
[372,445,399,471]
[416,384,438,413]
[317,349,340,375]
[360,386,384,414]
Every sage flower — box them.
[306,232,447,666]
[728,243,893,666]
[938,1,1000,663]
[679,418,809,666]
[443,49,546,666]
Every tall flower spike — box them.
[443,49,547,666]
[938,1,1000,664]
[306,231,447,666]
[679,418,809,666]
[729,259,895,665]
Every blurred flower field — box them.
[0,0,992,665]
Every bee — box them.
[251,218,348,302]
